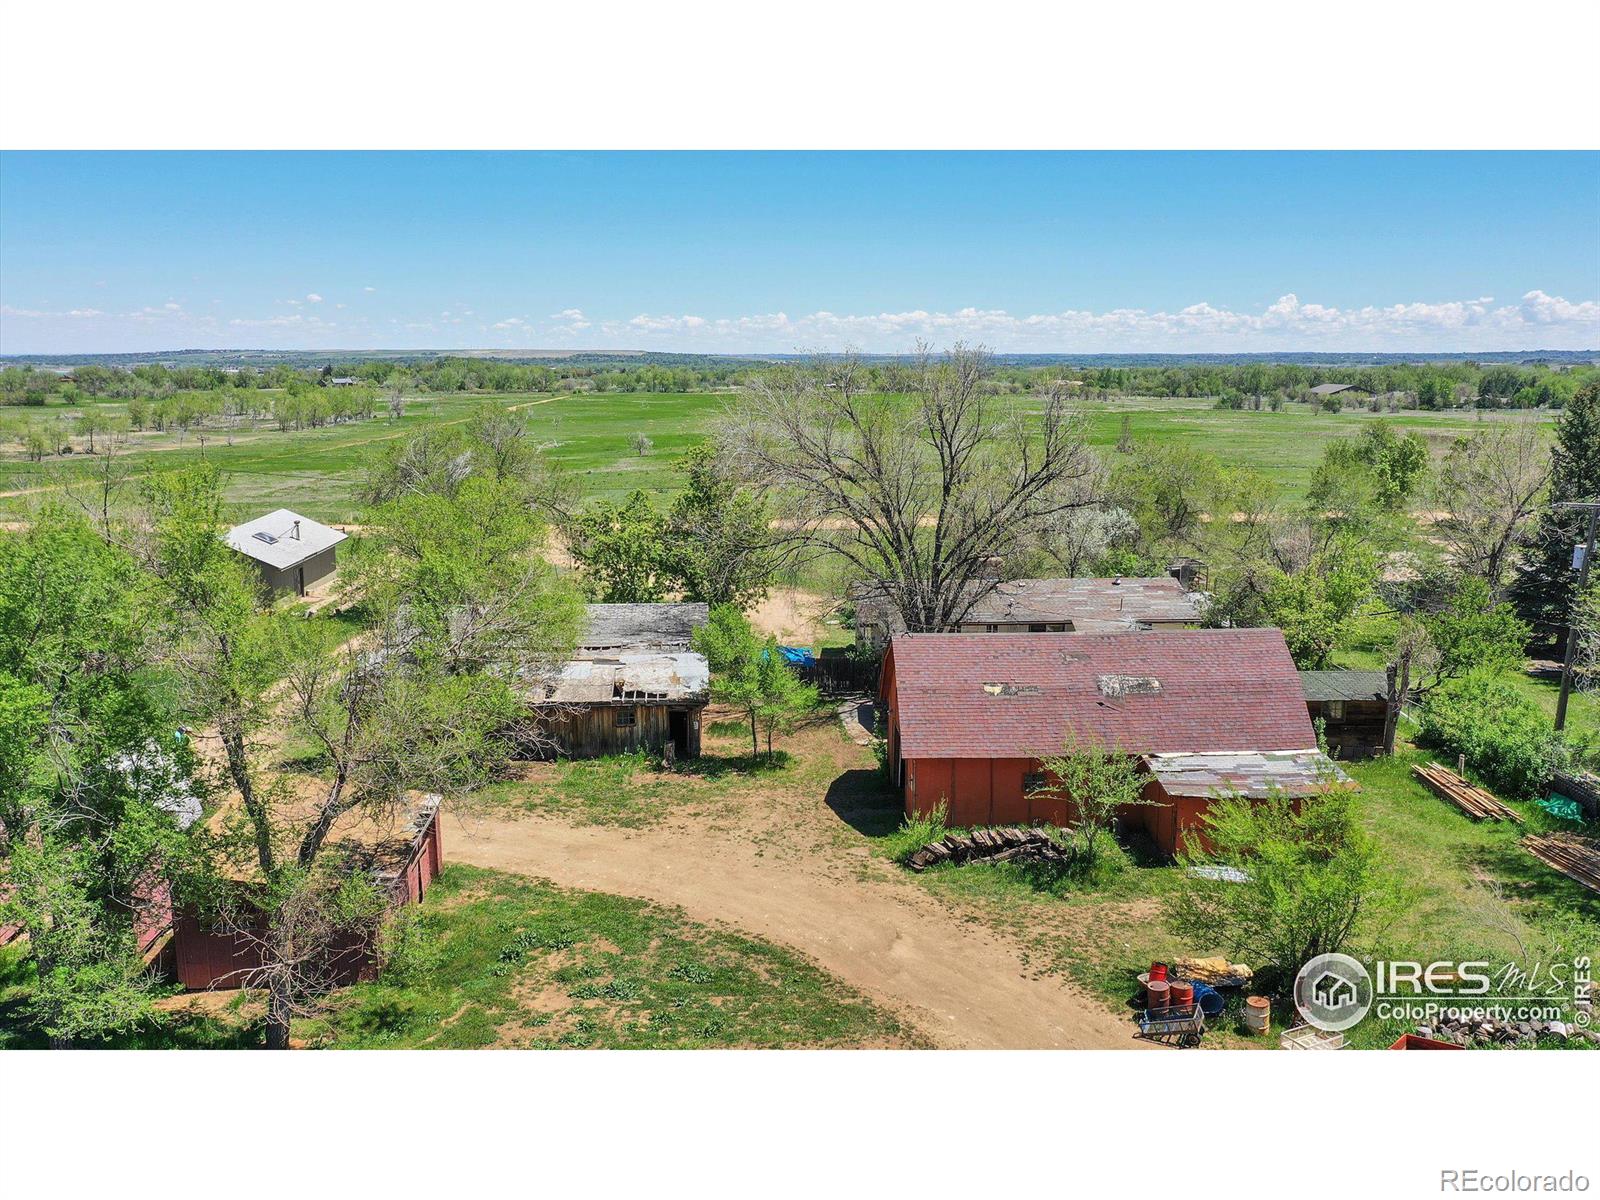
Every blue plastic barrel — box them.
[1190,981,1225,1017]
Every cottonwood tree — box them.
[663,444,782,609]
[147,465,576,1048]
[0,509,194,1046]
[1431,421,1551,599]
[718,346,1097,633]
[1030,735,1159,871]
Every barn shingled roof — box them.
[884,628,1315,759]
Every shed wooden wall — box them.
[532,702,703,760]
[1308,698,1387,760]
[171,806,442,991]
[903,756,1225,858]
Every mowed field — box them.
[0,389,1555,522]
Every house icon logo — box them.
[1294,953,1373,1032]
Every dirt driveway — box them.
[449,726,1149,1050]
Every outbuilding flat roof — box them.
[1299,669,1389,702]
[536,650,710,705]
[225,509,347,570]
[884,628,1315,759]
[580,602,709,651]
[1143,749,1351,798]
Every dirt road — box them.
[449,810,1148,1050]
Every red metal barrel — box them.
[1146,979,1170,1011]
[1149,962,1168,983]
[1168,980,1194,1008]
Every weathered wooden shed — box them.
[879,628,1346,857]
[165,795,443,991]
[1299,669,1391,759]
[523,603,712,760]
[852,576,1203,651]
[225,508,348,599]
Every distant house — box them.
[1307,382,1368,398]
[525,603,711,760]
[879,628,1347,856]
[852,576,1204,652]
[327,376,359,387]
[225,509,348,598]
[1300,669,1392,759]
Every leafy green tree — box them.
[0,509,194,1045]
[1165,787,1400,992]
[752,637,819,759]
[693,605,815,760]
[663,445,780,609]
[1031,734,1157,870]
[1513,381,1600,643]
[146,465,557,1048]
[568,491,671,603]
[1309,421,1429,513]
[1418,670,1567,800]
[1421,575,1529,687]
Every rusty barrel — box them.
[1242,994,1271,1035]
[1146,979,1171,1012]
[1168,980,1194,1009]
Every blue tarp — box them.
[777,645,817,667]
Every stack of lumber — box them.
[1522,833,1600,894]
[905,827,1072,872]
[1412,762,1522,822]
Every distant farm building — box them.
[1307,382,1368,398]
[1299,669,1391,760]
[879,628,1346,856]
[526,603,711,760]
[225,509,348,598]
[852,576,1204,652]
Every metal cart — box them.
[1136,1002,1206,1047]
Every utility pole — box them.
[1554,499,1600,732]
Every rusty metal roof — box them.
[536,650,710,705]
[1143,749,1352,798]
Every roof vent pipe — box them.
[292,520,301,540]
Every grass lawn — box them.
[0,864,921,1049]
[306,864,920,1048]
[855,741,1600,1050]
[2,389,1551,521]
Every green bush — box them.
[882,801,947,865]
[1418,671,1568,801]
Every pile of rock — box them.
[1414,1013,1599,1048]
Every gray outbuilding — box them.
[225,509,348,598]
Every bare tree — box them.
[1431,422,1551,599]
[718,345,1097,633]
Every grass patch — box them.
[304,864,919,1048]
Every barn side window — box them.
[1023,772,1047,792]
[1326,700,1345,719]
[615,707,636,728]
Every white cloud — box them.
[363,285,377,293]
[306,293,323,303]
[1,304,105,319]
[594,292,1600,352]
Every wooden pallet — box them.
[1522,833,1600,894]
[1412,762,1522,823]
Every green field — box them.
[0,390,1553,522]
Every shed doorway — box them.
[669,709,689,757]
[296,565,306,596]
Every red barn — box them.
[879,628,1346,856]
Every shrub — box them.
[882,801,947,865]
[1418,671,1567,801]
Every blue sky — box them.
[2,151,1596,355]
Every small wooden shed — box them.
[523,603,712,760]
[1299,669,1390,759]
[166,795,443,991]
